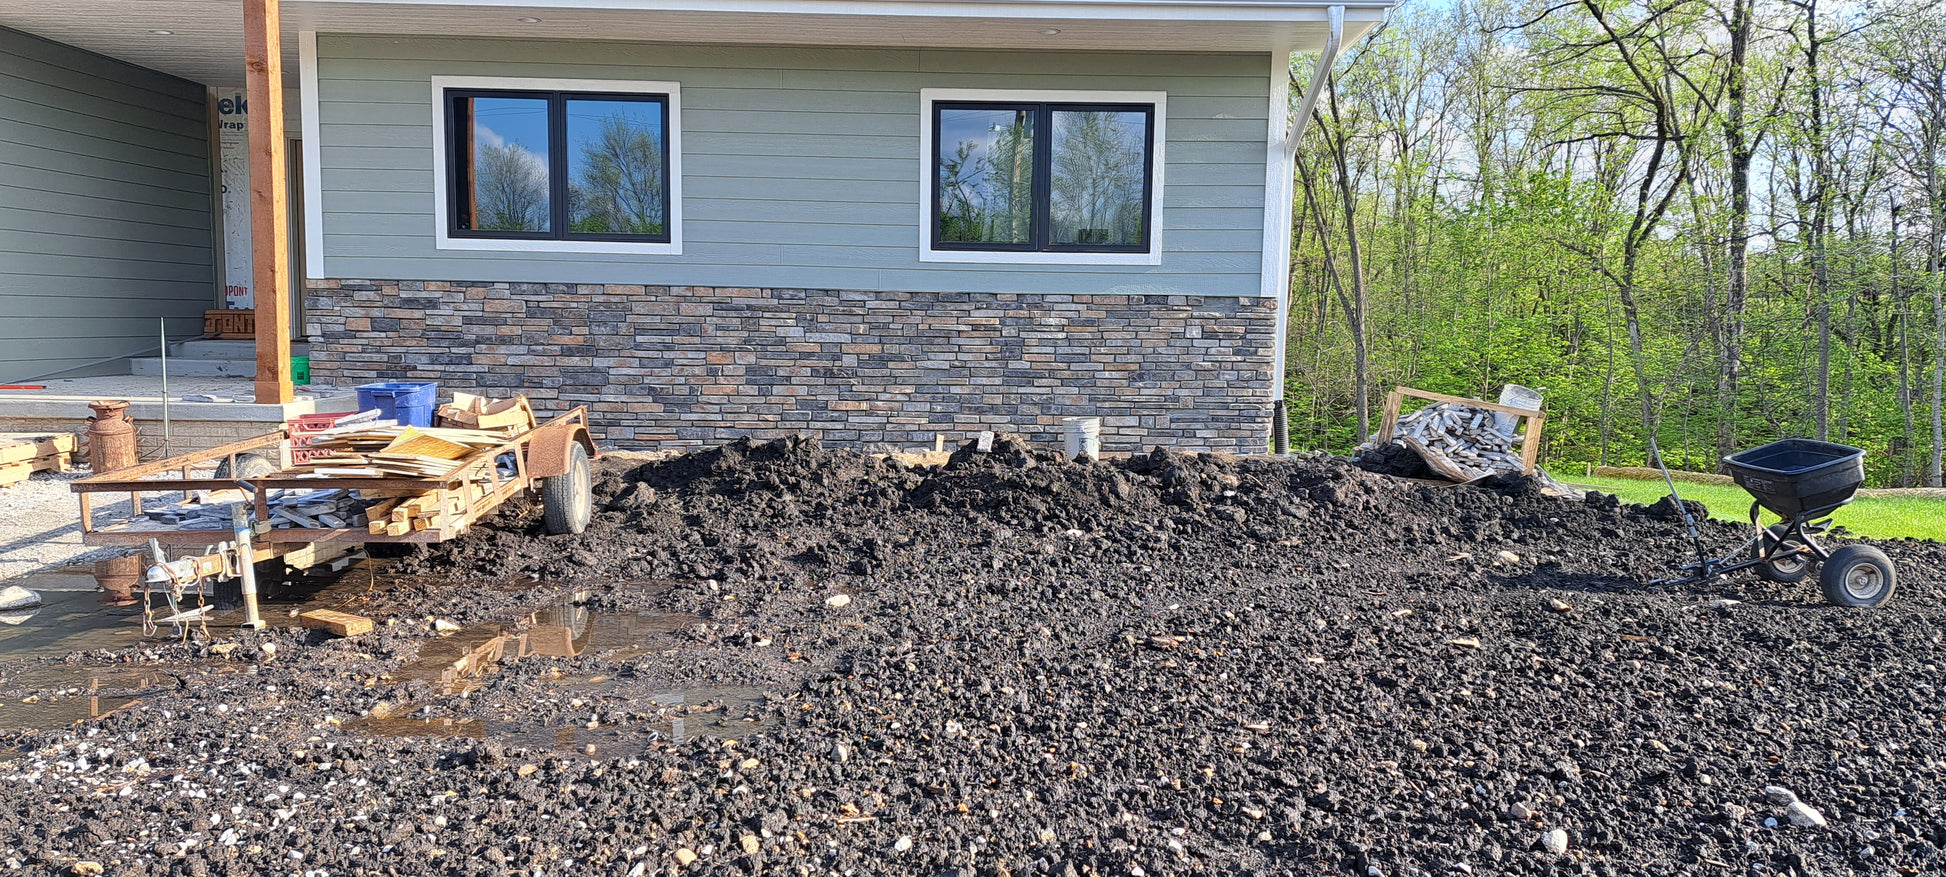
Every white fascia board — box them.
[324,0,1395,25]
[300,30,325,282]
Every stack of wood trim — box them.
[282,425,511,479]
[437,392,537,432]
[0,433,76,487]
[360,479,496,536]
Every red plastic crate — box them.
[290,447,332,465]
[289,413,346,435]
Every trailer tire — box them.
[1818,545,1895,608]
[542,442,592,536]
[214,452,278,481]
[1753,524,1812,584]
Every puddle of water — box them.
[0,586,156,660]
[0,695,139,733]
[389,595,702,694]
[523,601,699,660]
[344,685,775,751]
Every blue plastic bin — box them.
[355,381,439,427]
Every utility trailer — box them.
[70,408,596,629]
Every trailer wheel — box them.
[542,442,592,536]
[214,452,278,481]
[1753,524,1812,584]
[1818,545,1895,608]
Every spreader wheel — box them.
[1753,524,1813,584]
[1818,545,1895,608]
[542,442,593,536]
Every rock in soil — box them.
[2,434,1943,877]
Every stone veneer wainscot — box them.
[305,280,1277,453]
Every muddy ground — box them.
[2,435,1943,877]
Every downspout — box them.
[1287,6,1344,159]
[1268,7,1344,438]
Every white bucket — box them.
[1062,417,1102,461]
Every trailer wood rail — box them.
[72,408,595,563]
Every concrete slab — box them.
[0,375,357,423]
[130,357,253,378]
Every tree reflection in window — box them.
[937,106,1035,245]
[466,96,550,232]
[568,99,667,236]
[1050,110,1146,247]
[448,89,671,242]
[931,101,1152,253]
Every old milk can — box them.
[86,399,138,474]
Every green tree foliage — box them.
[1283,0,1946,486]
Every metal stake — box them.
[158,317,172,457]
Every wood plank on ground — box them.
[298,609,374,637]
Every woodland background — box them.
[1283,0,1946,486]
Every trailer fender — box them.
[528,426,597,480]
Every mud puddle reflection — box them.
[357,592,776,750]
[347,686,773,751]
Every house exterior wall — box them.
[0,26,213,381]
[306,279,1279,452]
[308,36,1278,451]
[312,36,1270,295]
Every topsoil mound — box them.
[400,433,1732,594]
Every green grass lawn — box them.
[1569,475,1946,542]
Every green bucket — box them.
[291,354,311,385]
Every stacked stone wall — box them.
[306,280,1277,453]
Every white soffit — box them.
[0,0,1385,85]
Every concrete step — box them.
[170,339,310,360]
[130,357,254,378]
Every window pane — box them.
[458,96,551,232]
[936,106,1036,245]
[1049,109,1149,247]
[566,97,668,237]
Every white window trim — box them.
[918,88,1165,266]
[430,75,682,256]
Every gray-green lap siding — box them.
[314,36,1271,296]
[0,26,213,380]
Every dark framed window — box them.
[446,89,671,242]
[932,101,1155,254]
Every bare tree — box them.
[474,140,549,232]
[1874,9,1946,484]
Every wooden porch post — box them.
[245,0,293,404]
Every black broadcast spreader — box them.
[1651,439,1897,607]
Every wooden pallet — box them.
[1377,387,1545,478]
[0,433,76,486]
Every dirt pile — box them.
[2,434,1942,877]
[404,434,1729,594]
